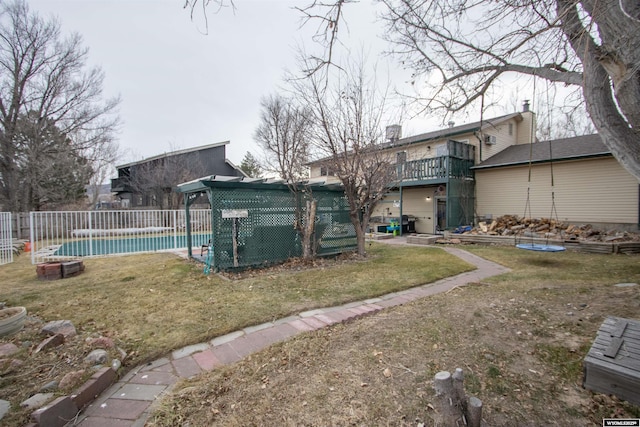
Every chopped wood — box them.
[461,215,640,243]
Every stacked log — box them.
[466,215,639,243]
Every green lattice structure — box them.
[178,176,356,271]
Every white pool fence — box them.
[0,212,13,265]
[30,209,212,264]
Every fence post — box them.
[29,212,35,265]
[173,209,178,249]
[88,211,93,257]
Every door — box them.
[436,198,447,233]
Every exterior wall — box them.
[402,140,442,161]
[370,187,436,234]
[475,157,639,228]
[401,187,436,234]
[516,111,536,146]
[479,120,519,163]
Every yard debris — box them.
[458,215,640,242]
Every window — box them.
[508,123,513,136]
[320,166,335,176]
[396,151,407,164]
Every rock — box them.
[117,346,127,360]
[111,359,121,371]
[0,399,9,421]
[41,320,76,338]
[39,380,59,392]
[0,343,19,357]
[34,333,65,353]
[87,336,115,349]
[614,282,638,288]
[10,359,23,368]
[84,349,108,365]
[20,392,54,409]
[59,369,85,389]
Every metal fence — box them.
[0,212,13,265]
[30,209,212,264]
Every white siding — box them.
[479,121,518,163]
[476,157,639,225]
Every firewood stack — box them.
[467,215,638,242]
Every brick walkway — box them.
[72,242,509,426]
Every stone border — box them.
[25,367,117,427]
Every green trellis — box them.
[178,177,356,271]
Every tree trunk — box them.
[301,199,317,259]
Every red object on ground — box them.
[24,241,31,252]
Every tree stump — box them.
[432,369,483,426]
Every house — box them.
[473,134,639,232]
[111,141,245,209]
[308,102,639,233]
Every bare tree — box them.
[292,0,639,180]
[293,58,399,256]
[254,94,318,259]
[370,0,640,180]
[0,0,120,212]
[128,153,207,209]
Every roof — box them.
[386,112,521,148]
[177,175,343,194]
[472,134,610,169]
[116,141,230,169]
[306,112,522,166]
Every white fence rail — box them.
[0,212,13,265]
[30,209,212,264]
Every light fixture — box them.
[425,197,432,201]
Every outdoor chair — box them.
[201,239,211,256]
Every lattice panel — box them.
[208,186,356,270]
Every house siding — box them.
[475,157,639,227]
[401,187,435,234]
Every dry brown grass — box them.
[148,246,640,427]
[0,243,470,426]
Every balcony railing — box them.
[398,156,474,182]
[110,177,131,192]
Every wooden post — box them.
[232,218,239,267]
[453,367,466,408]
[467,396,483,427]
[434,371,461,424]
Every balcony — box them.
[397,139,475,183]
[110,177,132,193]
[398,156,474,183]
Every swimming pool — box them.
[54,234,211,257]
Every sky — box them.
[28,0,419,174]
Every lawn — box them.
[147,246,640,426]
[0,243,472,426]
